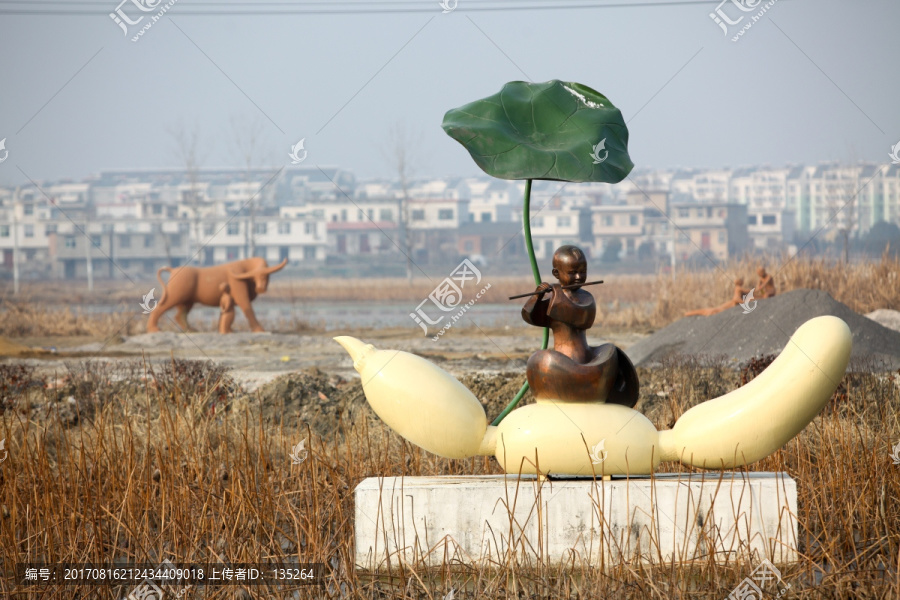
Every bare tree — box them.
[383,121,423,285]
[229,114,276,259]
[824,160,860,264]
[167,120,206,265]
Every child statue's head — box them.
[552,245,587,288]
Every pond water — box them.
[26,300,525,332]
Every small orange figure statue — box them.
[521,245,639,406]
[756,266,776,298]
[684,277,751,317]
[218,283,236,334]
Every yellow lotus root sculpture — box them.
[336,316,851,476]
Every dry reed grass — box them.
[0,358,897,598]
[0,302,141,338]
[1,254,899,338]
[643,252,900,329]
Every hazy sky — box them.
[0,0,898,188]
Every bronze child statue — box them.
[218,283,236,334]
[521,245,639,407]
[757,266,776,298]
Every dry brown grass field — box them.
[0,256,898,598]
[1,254,899,338]
[0,358,897,598]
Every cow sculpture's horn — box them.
[232,258,288,279]
[263,257,288,274]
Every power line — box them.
[3,0,661,3]
[0,0,777,16]
[0,0,745,4]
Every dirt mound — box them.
[252,368,543,436]
[625,289,900,369]
[253,368,369,437]
[460,371,535,420]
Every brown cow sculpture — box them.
[146,257,288,333]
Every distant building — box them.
[456,221,523,262]
[2,161,899,283]
[671,201,749,262]
[327,221,397,257]
[591,205,645,259]
[514,203,582,261]
[407,198,470,264]
[0,192,56,277]
[467,179,514,224]
[748,208,795,251]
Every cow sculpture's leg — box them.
[175,303,195,331]
[146,314,161,333]
[146,301,171,332]
[237,300,266,333]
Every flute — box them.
[508,280,604,300]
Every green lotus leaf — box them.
[442,80,633,183]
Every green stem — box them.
[492,179,549,426]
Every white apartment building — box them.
[310,196,400,226]
[195,213,326,265]
[516,205,583,260]
[467,179,514,224]
[0,195,56,275]
[671,169,732,203]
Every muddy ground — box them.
[3,299,897,440]
[1,326,648,390]
[0,328,758,444]
[0,325,704,438]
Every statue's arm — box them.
[521,283,553,327]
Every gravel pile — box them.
[624,289,900,370]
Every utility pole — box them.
[84,215,93,292]
[670,221,676,281]
[385,122,418,285]
[12,204,19,296]
[229,114,267,260]
[398,193,412,285]
[168,120,206,266]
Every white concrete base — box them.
[354,473,798,569]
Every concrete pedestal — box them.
[354,473,797,569]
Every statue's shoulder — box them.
[574,288,596,307]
